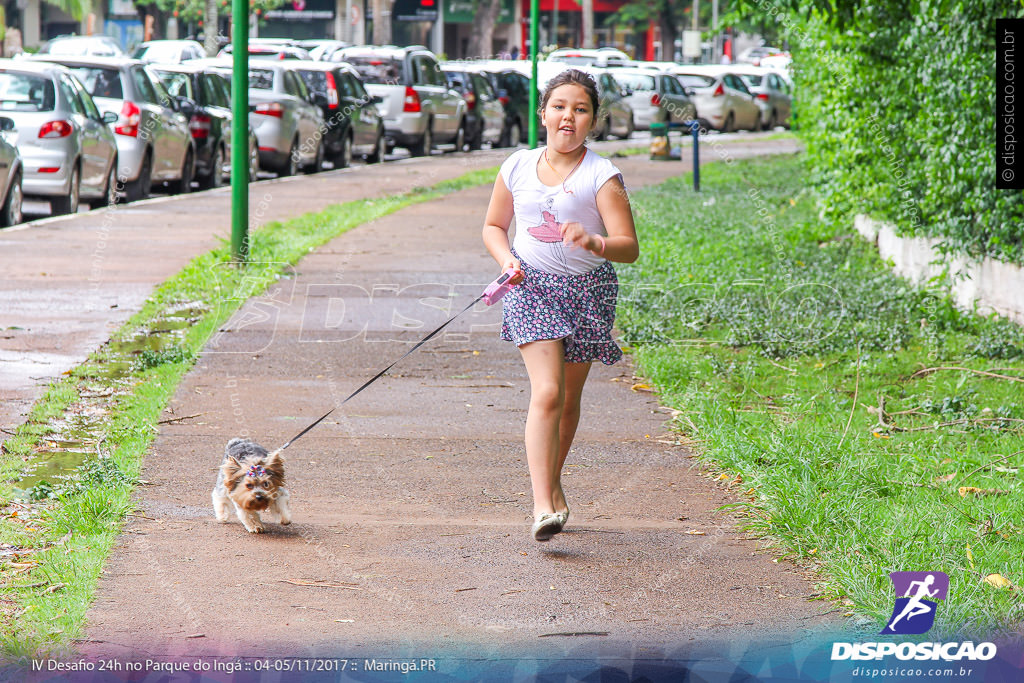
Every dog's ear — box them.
[221,456,244,489]
[263,449,285,486]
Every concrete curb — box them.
[854,215,1024,326]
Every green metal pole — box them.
[230,1,249,262]
[528,0,539,148]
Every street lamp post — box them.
[230,0,249,262]
[528,0,539,148]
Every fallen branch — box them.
[960,450,1024,482]
[538,632,609,638]
[279,579,359,590]
[838,345,862,451]
[157,413,205,425]
[909,366,1024,383]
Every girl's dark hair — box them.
[540,68,600,118]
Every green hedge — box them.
[788,0,1024,264]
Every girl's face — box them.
[541,83,595,153]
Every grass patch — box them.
[618,153,1024,638]
[0,165,499,658]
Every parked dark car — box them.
[284,61,386,167]
[332,45,466,156]
[440,65,503,150]
[483,67,531,147]
[150,62,237,188]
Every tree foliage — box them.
[729,0,1024,264]
[132,0,285,25]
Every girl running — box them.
[481,68,639,541]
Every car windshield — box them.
[248,69,275,90]
[43,38,121,57]
[741,74,763,87]
[548,56,592,65]
[677,74,715,88]
[343,56,401,84]
[66,67,124,99]
[133,43,181,61]
[296,70,326,94]
[614,73,656,91]
[0,73,56,111]
[154,71,191,98]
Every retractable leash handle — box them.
[482,268,519,306]
[277,269,519,452]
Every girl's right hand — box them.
[501,256,524,285]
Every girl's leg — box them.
[552,361,591,514]
[518,340,565,516]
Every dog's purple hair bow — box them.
[246,465,267,478]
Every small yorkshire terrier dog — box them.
[212,438,291,533]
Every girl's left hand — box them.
[560,221,600,253]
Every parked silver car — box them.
[611,68,695,131]
[671,66,761,133]
[0,117,23,225]
[580,68,634,140]
[38,36,125,58]
[29,55,196,201]
[334,45,466,156]
[131,40,207,64]
[733,66,793,130]
[0,60,119,214]
[192,58,325,176]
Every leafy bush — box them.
[783,1,1024,264]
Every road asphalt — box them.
[1,134,836,671]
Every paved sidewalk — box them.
[15,136,841,662]
[0,147,513,442]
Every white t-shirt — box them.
[499,146,624,275]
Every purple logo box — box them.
[890,571,949,600]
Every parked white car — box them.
[669,65,761,133]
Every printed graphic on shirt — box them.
[527,209,563,244]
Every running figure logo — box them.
[883,571,949,635]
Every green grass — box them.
[0,166,499,658]
[618,154,1024,638]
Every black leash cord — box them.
[276,294,485,452]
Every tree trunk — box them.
[466,0,501,58]
[372,0,393,45]
[659,6,677,62]
[204,0,219,56]
[581,0,594,48]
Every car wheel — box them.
[411,122,432,157]
[51,165,80,215]
[168,148,194,194]
[249,143,259,181]
[303,139,324,174]
[88,161,118,209]
[1,170,22,227]
[451,119,466,153]
[596,115,609,141]
[200,146,224,190]
[366,130,386,163]
[502,120,520,148]
[765,110,777,131]
[333,134,352,169]
[620,115,634,140]
[123,152,152,203]
[279,139,299,176]
[469,121,483,150]
[722,112,735,133]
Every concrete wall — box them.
[855,215,1024,326]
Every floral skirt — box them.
[500,250,623,365]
